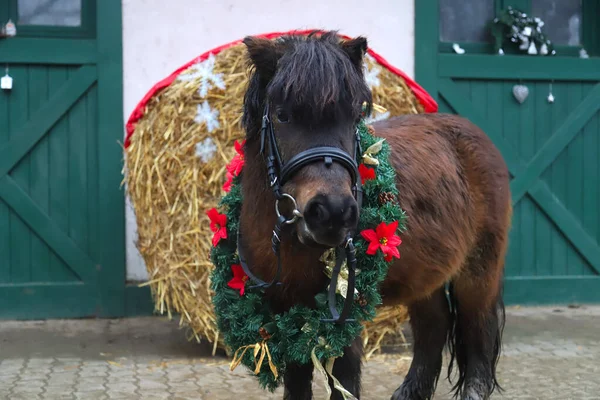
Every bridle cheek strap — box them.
[240,102,363,323]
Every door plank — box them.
[28,65,52,282]
[7,66,31,283]
[47,67,76,282]
[439,55,600,81]
[583,100,600,243]
[0,282,97,319]
[0,39,97,65]
[0,65,98,179]
[504,276,600,305]
[534,81,553,277]
[566,84,586,275]
[67,81,89,252]
[511,83,600,203]
[530,180,600,274]
[549,83,570,276]
[0,69,8,283]
[0,176,96,282]
[519,86,537,276]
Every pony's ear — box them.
[243,36,281,78]
[340,36,368,68]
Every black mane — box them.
[242,31,372,133]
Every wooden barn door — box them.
[416,0,600,304]
[0,0,125,318]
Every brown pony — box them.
[238,31,511,400]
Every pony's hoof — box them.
[461,389,489,400]
[390,384,432,400]
[461,378,492,400]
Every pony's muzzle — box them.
[302,193,358,247]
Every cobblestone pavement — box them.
[1,305,600,399]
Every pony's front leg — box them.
[284,362,314,400]
[329,336,363,399]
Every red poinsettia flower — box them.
[222,171,234,192]
[226,139,246,177]
[227,264,249,295]
[358,164,376,185]
[206,207,227,246]
[360,221,402,262]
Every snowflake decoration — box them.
[363,62,381,89]
[178,53,226,98]
[195,101,220,133]
[195,137,217,163]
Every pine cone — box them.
[378,191,398,205]
[356,294,368,307]
[258,327,272,340]
[367,125,375,135]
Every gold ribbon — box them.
[230,340,278,379]
[311,345,333,399]
[320,249,360,299]
[325,358,358,400]
[361,138,386,166]
[311,343,358,400]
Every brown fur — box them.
[238,32,512,400]
[376,113,511,307]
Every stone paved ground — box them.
[1,305,600,399]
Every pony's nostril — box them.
[342,203,359,228]
[306,201,330,225]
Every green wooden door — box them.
[0,0,125,318]
[416,0,600,304]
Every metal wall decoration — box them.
[0,19,17,38]
[547,82,555,104]
[512,84,529,104]
[1,65,13,91]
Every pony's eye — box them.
[275,109,290,124]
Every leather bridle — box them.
[237,102,364,324]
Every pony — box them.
[237,31,511,400]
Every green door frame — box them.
[0,1,129,318]
[415,0,600,305]
[95,0,126,317]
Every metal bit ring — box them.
[275,193,303,225]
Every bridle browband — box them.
[237,102,363,324]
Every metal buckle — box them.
[275,193,304,225]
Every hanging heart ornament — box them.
[512,84,529,104]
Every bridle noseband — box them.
[237,102,364,324]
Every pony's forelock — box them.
[242,32,372,133]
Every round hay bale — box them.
[123,30,438,357]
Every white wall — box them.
[122,0,416,280]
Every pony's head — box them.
[242,31,372,248]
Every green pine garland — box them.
[209,119,406,391]
[490,6,555,56]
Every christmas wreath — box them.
[208,117,406,392]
